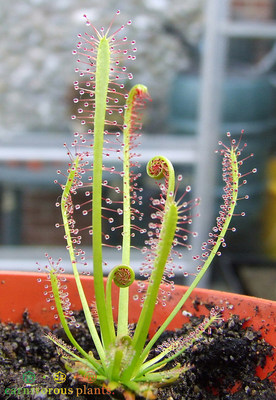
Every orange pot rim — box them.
[0,270,275,384]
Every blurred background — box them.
[1,0,276,299]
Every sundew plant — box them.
[44,12,255,399]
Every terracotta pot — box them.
[0,271,275,385]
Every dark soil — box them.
[0,310,275,400]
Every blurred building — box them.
[1,0,276,299]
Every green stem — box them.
[61,158,105,363]
[107,348,124,382]
[122,157,177,380]
[118,85,149,338]
[132,204,177,349]
[92,36,112,347]
[107,265,135,339]
[117,108,131,338]
[105,270,117,340]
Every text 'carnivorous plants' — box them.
[42,12,255,399]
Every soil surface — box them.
[0,310,275,400]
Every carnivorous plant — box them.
[43,12,255,399]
